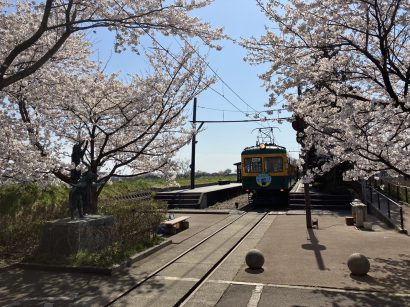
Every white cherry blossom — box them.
[242,0,410,181]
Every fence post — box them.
[387,199,391,218]
[362,180,368,205]
[377,193,381,209]
[370,186,373,203]
[400,206,404,231]
[388,183,391,197]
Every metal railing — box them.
[115,191,152,202]
[364,182,405,232]
[368,177,410,204]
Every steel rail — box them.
[104,211,249,306]
[176,212,271,306]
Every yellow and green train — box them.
[241,143,298,199]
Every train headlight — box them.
[259,143,266,150]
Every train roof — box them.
[241,143,287,155]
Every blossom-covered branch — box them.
[242,0,409,180]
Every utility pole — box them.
[190,97,197,189]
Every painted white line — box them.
[151,276,410,298]
[179,213,273,307]
[207,279,410,298]
[4,297,73,307]
[155,275,201,282]
[12,297,73,301]
[247,285,263,307]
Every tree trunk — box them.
[304,183,312,228]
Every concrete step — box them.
[154,192,202,207]
[155,193,200,199]
[289,193,352,200]
[288,201,351,206]
[288,192,352,210]
[168,203,199,209]
[165,199,200,205]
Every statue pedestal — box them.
[37,215,115,256]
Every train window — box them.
[244,158,262,173]
[265,157,283,173]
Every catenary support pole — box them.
[190,97,197,189]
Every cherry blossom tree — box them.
[242,0,410,181]
[1,0,223,212]
[0,0,222,90]
[3,41,215,212]
[0,32,93,184]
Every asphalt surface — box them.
[1,209,410,306]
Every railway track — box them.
[104,211,270,307]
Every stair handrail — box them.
[365,183,405,232]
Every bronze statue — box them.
[69,141,96,219]
[71,140,88,166]
[69,181,86,219]
[69,170,97,219]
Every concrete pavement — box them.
[186,212,410,306]
[1,210,410,306]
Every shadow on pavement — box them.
[245,268,264,274]
[301,228,327,271]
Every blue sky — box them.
[91,0,299,173]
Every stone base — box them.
[345,216,354,226]
[37,215,115,256]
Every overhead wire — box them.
[174,37,294,126]
[176,37,262,114]
[131,30,249,115]
[112,0,284,125]
[173,37,270,127]
[197,105,287,114]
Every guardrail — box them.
[363,182,405,232]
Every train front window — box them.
[265,157,283,173]
[244,157,262,173]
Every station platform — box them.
[205,212,410,307]
[2,211,409,306]
[155,183,243,209]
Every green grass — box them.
[0,175,236,214]
[0,174,236,265]
[99,178,159,199]
[3,197,167,267]
[176,175,237,186]
[99,175,237,200]
[0,184,68,215]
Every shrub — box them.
[1,181,167,266]
[99,199,167,248]
[0,198,67,259]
